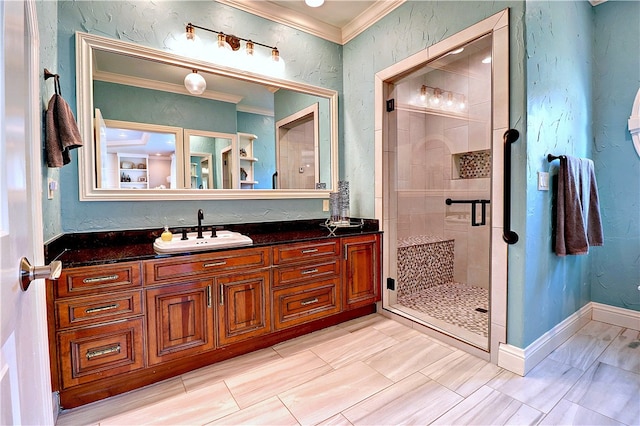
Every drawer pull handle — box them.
[82,274,119,284]
[300,297,319,306]
[301,248,318,254]
[203,261,227,268]
[301,268,319,275]
[86,345,121,360]
[85,303,119,314]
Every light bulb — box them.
[270,48,286,75]
[431,89,442,107]
[482,56,492,64]
[458,95,467,110]
[172,24,203,57]
[420,85,427,102]
[305,0,324,7]
[184,71,206,95]
[446,92,454,108]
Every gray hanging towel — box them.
[554,155,604,255]
[45,79,83,167]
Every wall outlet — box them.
[322,199,329,212]
[538,171,549,191]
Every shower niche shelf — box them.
[452,149,491,180]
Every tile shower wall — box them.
[395,54,491,290]
[396,236,455,298]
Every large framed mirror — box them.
[76,32,339,201]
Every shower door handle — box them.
[503,129,520,244]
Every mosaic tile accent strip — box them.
[397,282,489,337]
[397,236,454,297]
[458,150,491,179]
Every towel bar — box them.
[547,154,566,162]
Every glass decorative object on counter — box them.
[339,180,350,224]
[329,191,341,225]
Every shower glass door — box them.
[385,34,493,350]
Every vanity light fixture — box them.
[184,69,206,95]
[416,85,467,113]
[184,23,284,72]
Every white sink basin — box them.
[153,230,253,254]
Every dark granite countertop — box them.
[45,218,381,268]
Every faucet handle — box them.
[211,226,218,238]
[181,228,188,240]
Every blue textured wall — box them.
[591,1,640,311]
[38,0,62,239]
[513,0,594,348]
[46,0,342,240]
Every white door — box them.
[0,1,54,424]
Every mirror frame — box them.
[76,31,339,201]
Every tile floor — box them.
[56,314,640,426]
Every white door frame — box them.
[374,9,511,363]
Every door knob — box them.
[19,257,62,291]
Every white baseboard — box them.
[498,302,639,376]
[591,302,640,330]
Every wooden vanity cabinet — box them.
[143,246,271,361]
[48,233,380,409]
[272,240,342,329]
[342,234,382,309]
[48,261,145,392]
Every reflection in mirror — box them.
[96,110,184,190]
[76,32,338,201]
[184,129,235,189]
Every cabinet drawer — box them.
[273,260,340,288]
[57,318,144,389]
[56,291,143,329]
[273,278,341,329]
[273,240,340,265]
[56,262,142,298]
[144,247,270,285]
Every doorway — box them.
[276,103,319,189]
[375,10,510,358]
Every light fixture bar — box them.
[187,23,279,52]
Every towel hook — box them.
[44,68,58,80]
[44,68,61,95]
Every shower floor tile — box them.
[396,282,489,338]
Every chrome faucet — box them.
[197,209,204,239]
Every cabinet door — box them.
[343,235,381,309]
[216,270,271,346]
[146,280,214,365]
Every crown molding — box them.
[342,0,405,44]
[215,0,404,45]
